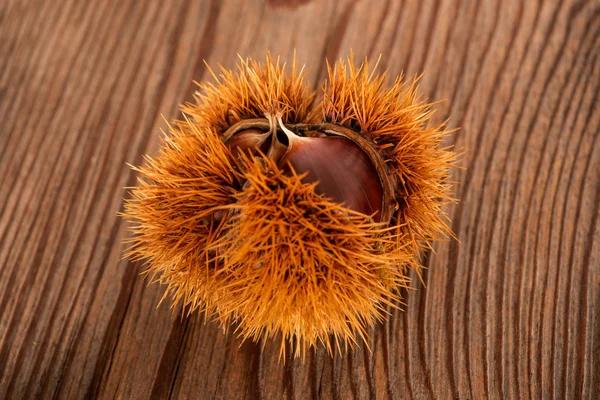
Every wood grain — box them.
[1,0,599,398]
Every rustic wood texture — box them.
[1,0,599,398]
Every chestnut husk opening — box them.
[222,118,396,224]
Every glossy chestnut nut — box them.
[223,117,394,223]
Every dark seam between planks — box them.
[211,336,234,399]
[283,346,296,398]
[155,318,191,400]
[331,352,341,400]
[346,353,358,400]
[312,349,323,399]
[243,342,263,400]
[318,354,326,398]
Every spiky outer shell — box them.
[123,53,455,359]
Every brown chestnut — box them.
[223,117,393,222]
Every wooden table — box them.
[1,0,599,398]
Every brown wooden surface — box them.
[1,0,599,398]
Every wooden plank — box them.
[0,0,598,398]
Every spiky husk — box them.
[322,57,455,264]
[123,120,241,311]
[123,53,455,358]
[183,53,319,134]
[207,155,411,358]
